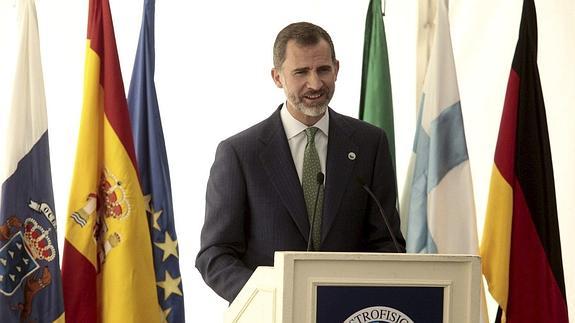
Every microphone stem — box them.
[361,184,401,253]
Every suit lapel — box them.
[258,107,310,240]
[322,110,358,242]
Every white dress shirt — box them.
[280,104,329,184]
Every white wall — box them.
[1,0,573,321]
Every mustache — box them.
[302,89,326,97]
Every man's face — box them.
[272,39,339,123]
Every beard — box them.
[287,87,334,117]
[296,102,328,117]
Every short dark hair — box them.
[273,22,336,69]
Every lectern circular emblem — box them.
[343,306,414,323]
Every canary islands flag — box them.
[0,1,64,322]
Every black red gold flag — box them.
[480,0,569,322]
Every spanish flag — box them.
[480,0,569,322]
[62,0,162,321]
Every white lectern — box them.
[225,252,480,323]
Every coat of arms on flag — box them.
[0,206,60,321]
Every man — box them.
[196,22,405,303]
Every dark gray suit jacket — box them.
[196,106,405,302]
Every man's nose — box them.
[306,72,322,90]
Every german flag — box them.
[480,0,569,322]
[61,0,162,321]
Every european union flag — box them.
[128,0,185,321]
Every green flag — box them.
[359,0,395,168]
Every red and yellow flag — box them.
[62,0,161,321]
[480,1,569,322]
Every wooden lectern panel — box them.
[225,252,480,323]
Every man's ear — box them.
[271,68,283,88]
[334,59,340,81]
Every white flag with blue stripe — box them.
[404,0,478,256]
[402,1,488,322]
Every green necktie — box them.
[302,127,324,251]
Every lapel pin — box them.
[348,152,356,160]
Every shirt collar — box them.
[280,102,330,140]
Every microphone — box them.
[307,172,325,252]
[356,177,402,253]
